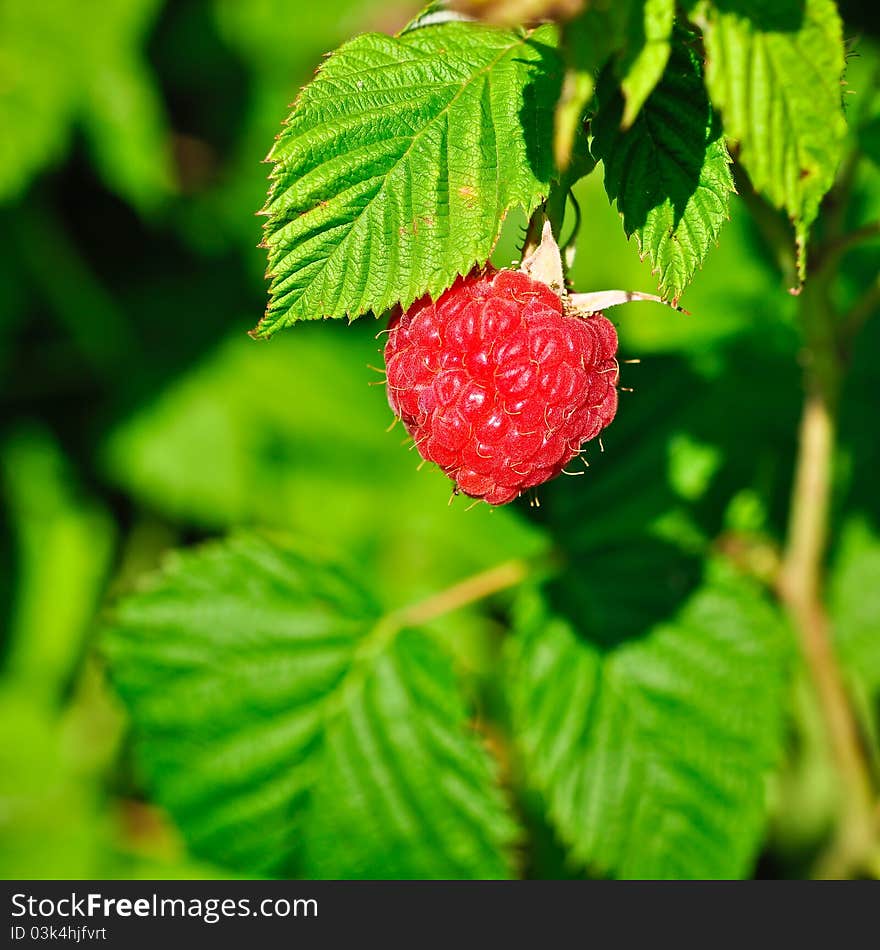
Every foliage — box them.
[694,0,849,282]
[1,0,879,882]
[257,21,560,335]
[0,0,172,209]
[507,567,791,879]
[592,31,734,301]
[103,535,518,878]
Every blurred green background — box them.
[1,0,878,879]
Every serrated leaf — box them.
[696,0,847,282]
[257,21,561,336]
[506,566,790,879]
[618,0,675,128]
[302,628,517,877]
[592,34,733,301]
[102,534,518,879]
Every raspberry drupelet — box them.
[384,267,619,505]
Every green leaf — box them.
[0,684,104,878]
[302,627,517,877]
[257,21,561,336]
[830,516,880,700]
[102,534,518,879]
[554,0,674,169]
[617,0,675,128]
[76,0,174,211]
[592,33,734,301]
[0,2,75,202]
[696,0,847,282]
[506,566,791,879]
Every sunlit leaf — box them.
[258,21,561,334]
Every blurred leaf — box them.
[0,1,75,201]
[103,534,519,878]
[0,0,172,208]
[1,426,115,702]
[76,0,174,210]
[617,0,675,128]
[830,516,880,699]
[592,32,734,301]
[0,683,105,877]
[257,21,561,335]
[506,564,791,878]
[215,0,391,64]
[667,432,722,501]
[696,0,847,282]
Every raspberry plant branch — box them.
[778,153,880,878]
[394,557,541,628]
[779,384,877,878]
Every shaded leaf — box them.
[618,0,675,128]
[593,33,734,300]
[553,1,630,170]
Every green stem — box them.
[397,558,534,628]
[777,237,879,879]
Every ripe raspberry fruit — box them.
[384,267,619,505]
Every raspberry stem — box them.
[777,153,880,877]
[779,387,878,878]
[397,559,535,628]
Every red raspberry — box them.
[384,267,619,505]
